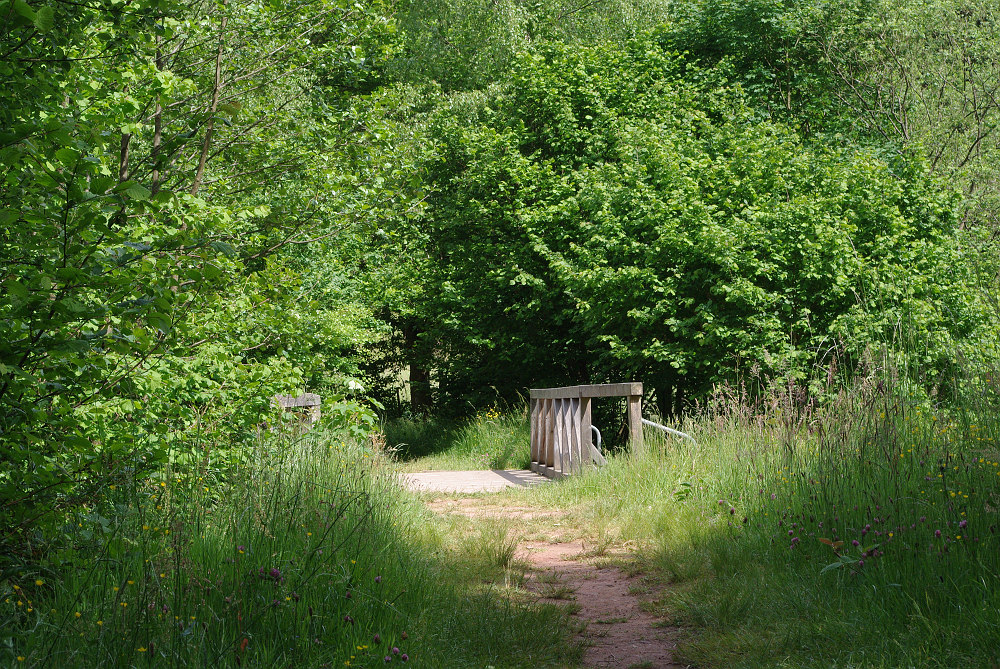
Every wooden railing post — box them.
[627,392,644,455]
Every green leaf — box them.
[13,0,36,21]
[123,182,151,201]
[33,4,53,31]
[55,147,79,166]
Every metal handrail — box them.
[590,425,602,452]
[641,418,697,445]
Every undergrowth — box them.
[0,428,575,668]
[415,369,1000,667]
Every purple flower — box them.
[935,529,942,538]
[858,560,864,568]
[959,519,968,529]
[730,507,735,515]
[375,575,382,583]
[771,493,776,500]
[392,647,399,655]
[852,540,860,547]
[920,516,926,523]
[788,530,794,536]
[270,567,281,579]
[374,634,381,644]
[237,545,245,553]
[385,656,391,663]
[401,654,408,662]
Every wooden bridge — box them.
[530,382,643,479]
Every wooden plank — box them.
[627,393,644,454]
[530,382,643,400]
[529,398,540,464]
[553,398,564,474]
[570,397,582,475]
[580,396,596,466]
[544,399,555,468]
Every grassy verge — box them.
[398,377,1000,667]
[384,409,530,471]
[1,428,577,668]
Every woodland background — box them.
[2,3,1000,664]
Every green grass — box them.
[385,408,531,471]
[1,429,578,668]
[390,375,1000,667]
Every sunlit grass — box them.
[410,375,1000,667]
[386,408,531,471]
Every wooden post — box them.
[570,397,583,474]
[581,396,594,464]
[529,398,540,473]
[544,399,555,468]
[554,399,565,475]
[627,393,643,455]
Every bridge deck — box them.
[401,469,550,494]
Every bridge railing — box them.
[529,382,643,479]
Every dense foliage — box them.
[3,0,1000,664]
[1,0,402,545]
[377,37,985,415]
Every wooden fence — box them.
[529,383,643,479]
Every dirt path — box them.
[425,498,686,668]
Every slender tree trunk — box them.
[191,0,228,197]
[151,38,163,196]
[403,322,431,414]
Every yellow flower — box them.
[97,621,103,626]
[137,647,147,652]
[35,579,44,586]
[75,611,82,618]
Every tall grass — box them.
[1,428,575,668]
[461,371,1000,667]
[385,408,530,471]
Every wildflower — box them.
[858,560,864,568]
[401,654,408,662]
[75,611,81,618]
[959,519,968,529]
[385,657,391,663]
[852,540,860,547]
[35,579,44,587]
[375,576,382,584]
[935,529,942,538]
[392,647,399,655]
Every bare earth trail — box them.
[424,496,688,668]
